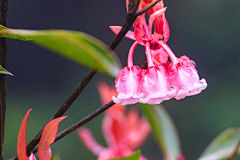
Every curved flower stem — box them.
[0,0,8,159]
[159,41,178,65]
[128,42,138,67]
[145,42,154,67]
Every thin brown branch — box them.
[136,0,161,16]
[132,0,141,13]
[31,100,115,154]
[108,0,140,52]
[226,139,240,160]
[0,0,8,159]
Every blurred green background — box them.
[3,0,240,159]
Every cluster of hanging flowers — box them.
[110,0,207,105]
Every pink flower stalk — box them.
[113,42,144,105]
[78,83,150,160]
[160,42,207,100]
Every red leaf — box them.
[17,109,32,160]
[38,116,67,160]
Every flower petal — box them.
[142,66,175,104]
[126,109,151,149]
[166,56,207,100]
[78,127,105,155]
[114,66,144,105]
[102,113,126,147]
[109,26,136,41]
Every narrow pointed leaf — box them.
[0,25,31,41]
[0,65,13,76]
[0,28,121,77]
[38,116,67,160]
[109,150,141,160]
[17,109,32,160]
[199,127,240,160]
[140,104,182,160]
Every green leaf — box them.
[0,65,13,76]
[110,150,141,160]
[0,25,31,41]
[0,28,121,77]
[51,153,61,160]
[140,104,182,160]
[199,127,240,160]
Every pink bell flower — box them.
[160,41,207,100]
[141,42,176,104]
[113,42,144,105]
[78,83,150,159]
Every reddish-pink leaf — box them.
[109,26,136,41]
[77,127,104,155]
[17,109,32,160]
[38,116,67,160]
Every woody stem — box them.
[0,0,8,159]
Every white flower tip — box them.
[132,92,144,98]
[175,89,189,100]
[140,97,150,103]
[167,88,177,97]
[200,78,208,89]
[121,98,139,105]
[117,93,132,99]
[149,92,166,98]
[112,96,121,104]
[191,78,207,91]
